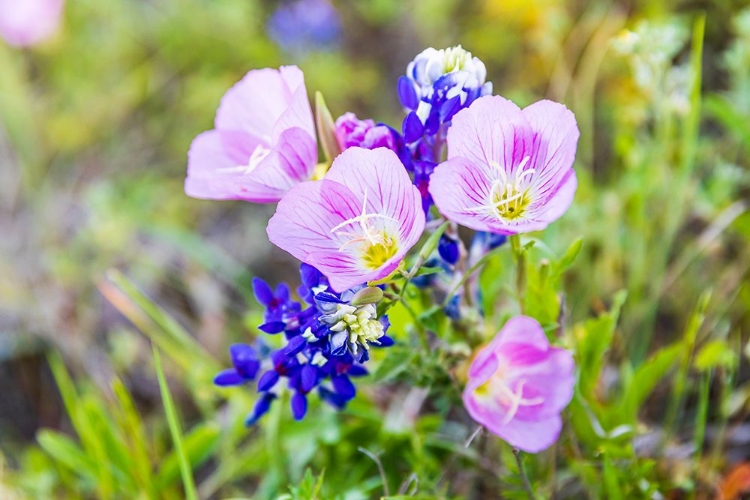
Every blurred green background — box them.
[1,0,750,498]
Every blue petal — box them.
[347,365,368,377]
[332,375,356,400]
[375,335,395,347]
[245,393,276,426]
[213,369,246,386]
[284,335,307,356]
[252,277,275,305]
[257,370,280,391]
[300,364,318,392]
[319,386,347,409]
[397,76,418,109]
[291,392,308,420]
[229,344,260,379]
[439,95,461,123]
[330,331,348,357]
[402,111,424,143]
[438,234,460,265]
[275,283,290,302]
[259,321,287,334]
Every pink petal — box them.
[185,128,316,203]
[325,147,425,257]
[0,0,64,47]
[267,179,395,292]
[490,414,563,453]
[272,66,315,140]
[268,148,425,292]
[447,95,534,173]
[522,100,579,196]
[528,169,577,224]
[495,316,550,351]
[215,66,312,142]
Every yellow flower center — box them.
[330,189,400,271]
[490,182,532,220]
[362,235,398,270]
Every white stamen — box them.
[216,144,271,175]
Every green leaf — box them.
[37,430,97,482]
[620,342,682,422]
[288,468,325,500]
[153,345,199,500]
[372,346,417,383]
[315,91,340,163]
[575,291,627,397]
[694,339,737,372]
[103,269,218,375]
[553,237,583,276]
[156,422,221,490]
[412,266,444,278]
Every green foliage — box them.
[2,0,750,499]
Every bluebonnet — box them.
[215,264,393,424]
[267,0,342,55]
[397,46,492,214]
[399,46,492,144]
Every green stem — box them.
[513,448,535,500]
[510,235,526,313]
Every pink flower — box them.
[429,95,579,235]
[463,315,575,453]
[267,147,425,292]
[334,112,398,152]
[0,0,64,48]
[185,66,317,203]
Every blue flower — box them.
[267,0,342,55]
[214,344,261,386]
[217,264,393,425]
[399,46,492,143]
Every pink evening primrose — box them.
[0,0,64,48]
[267,147,425,292]
[185,66,317,203]
[463,315,575,453]
[429,95,579,235]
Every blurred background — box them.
[1,0,750,498]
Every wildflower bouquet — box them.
[186,45,580,483]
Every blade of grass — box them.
[153,345,199,500]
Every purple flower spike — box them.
[0,0,64,48]
[185,66,317,203]
[463,316,575,453]
[429,96,579,235]
[267,147,425,292]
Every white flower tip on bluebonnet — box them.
[407,45,487,90]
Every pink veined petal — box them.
[251,127,318,192]
[447,95,535,173]
[489,413,564,453]
[527,169,577,224]
[186,128,316,203]
[506,348,575,421]
[522,99,580,196]
[0,0,64,47]
[186,131,275,201]
[465,348,500,391]
[272,65,315,140]
[267,179,360,260]
[215,68,294,140]
[429,157,498,232]
[325,147,426,254]
[495,316,550,351]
